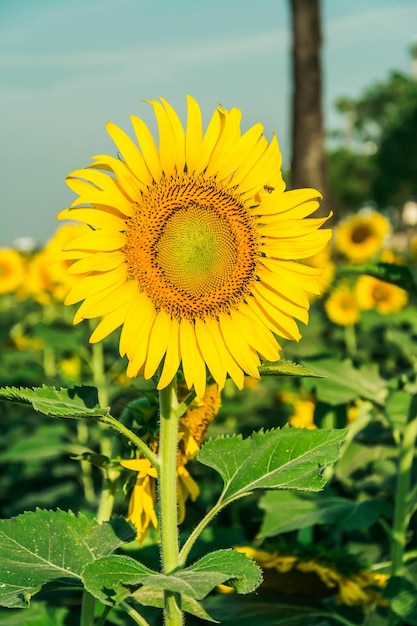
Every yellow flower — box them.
[120,458,159,541]
[235,546,388,607]
[59,356,82,380]
[22,224,90,304]
[58,96,331,397]
[324,283,360,326]
[0,249,26,295]
[335,211,389,264]
[277,390,316,429]
[355,275,408,314]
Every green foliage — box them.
[198,428,346,504]
[0,510,136,608]
[258,490,390,537]
[0,385,107,419]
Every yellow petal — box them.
[67,251,125,274]
[195,318,227,388]
[57,207,126,231]
[260,215,330,238]
[230,309,280,361]
[252,282,309,324]
[246,296,302,341]
[195,108,221,174]
[218,313,260,377]
[131,114,162,181]
[253,188,321,216]
[185,95,203,173]
[63,231,126,252]
[148,99,178,177]
[119,291,156,358]
[89,154,147,196]
[157,317,181,389]
[236,134,285,196]
[160,97,186,172]
[205,107,242,178]
[73,281,126,324]
[65,267,126,305]
[89,306,127,343]
[105,122,153,187]
[262,229,332,259]
[216,122,264,182]
[179,319,207,397]
[143,310,172,380]
[80,280,137,318]
[67,170,135,217]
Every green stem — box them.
[80,589,96,626]
[158,377,183,626]
[99,414,159,469]
[119,601,152,626]
[179,494,248,566]
[390,394,417,577]
[344,323,357,357]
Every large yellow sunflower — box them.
[335,211,389,264]
[58,96,331,396]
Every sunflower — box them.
[58,96,331,397]
[324,283,360,326]
[335,211,389,264]
[0,249,26,295]
[355,275,408,314]
[234,546,388,607]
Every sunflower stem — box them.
[390,394,417,576]
[158,376,183,626]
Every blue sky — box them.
[1,0,416,247]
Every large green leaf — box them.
[301,358,388,405]
[0,510,136,608]
[258,490,391,537]
[197,427,347,504]
[83,549,261,607]
[0,385,108,419]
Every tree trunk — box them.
[290,0,328,215]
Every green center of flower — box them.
[123,174,259,319]
[155,205,237,297]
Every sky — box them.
[1,0,416,248]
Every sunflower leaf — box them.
[301,358,388,405]
[198,427,347,504]
[0,385,109,419]
[341,262,417,294]
[0,510,136,608]
[258,360,323,378]
[82,549,261,607]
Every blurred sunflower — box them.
[303,243,335,297]
[58,96,331,397]
[355,275,408,314]
[324,283,360,326]
[121,383,221,541]
[0,249,26,295]
[234,546,388,607]
[277,389,316,429]
[335,211,389,264]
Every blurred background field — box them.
[1,1,417,625]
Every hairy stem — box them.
[158,377,183,626]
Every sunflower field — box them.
[1,98,417,626]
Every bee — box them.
[264,185,275,194]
